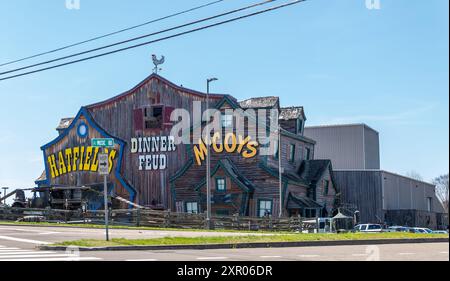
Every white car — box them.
[409,227,433,234]
[354,224,384,233]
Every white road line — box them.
[5,228,61,235]
[196,257,228,260]
[0,248,21,251]
[0,251,56,255]
[0,235,51,245]
[440,251,449,254]
[352,254,368,257]
[0,257,102,261]
[0,254,78,259]
[0,249,40,253]
[298,255,320,258]
[260,256,282,258]
[125,259,158,261]
[398,253,415,255]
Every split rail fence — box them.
[0,207,307,232]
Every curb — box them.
[38,238,449,251]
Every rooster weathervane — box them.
[152,54,165,74]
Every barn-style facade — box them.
[36,73,338,218]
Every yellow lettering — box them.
[47,154,59,178]
[193,139,208,166]
[72,147,79,171]
[65,148,72,172]
[212,132,223,153]
[58,151,67,175]
[79,146,85,171]
[242,141,259,158]
[90,147,99,172]
[83,146,93,171]
[237,135,251,153]
[224,133,237,153]
[108,150,117,173]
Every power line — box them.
[0,0,305,82]
[0,0,276,76]
[0,0,226,68]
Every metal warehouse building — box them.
[305,124,447,229]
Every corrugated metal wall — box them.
[304,124,380,170]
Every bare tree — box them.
[433,174,449,213]
[406,170,423,181]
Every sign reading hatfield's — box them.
[47,146,117,179]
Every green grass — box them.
[0,220,288,234]
[54,232,449,247]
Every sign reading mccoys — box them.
[130,135,177,171]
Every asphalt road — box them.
[0,225,448,261]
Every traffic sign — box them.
[91,138,115,148]
[98,153,109,175]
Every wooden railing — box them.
[0,207,306,232]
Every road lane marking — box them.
[398,253,415,255]
[0,251,56,255]
[0,254,75,259]
[298,255,320,258]
[196,257,228,260]
[5,228,61,235]
[440,251,448,254]
[260,256,282,258]
[352,254,368,257]
[0,248,21,251]
[126,259,158,261]
[0,235,51,245]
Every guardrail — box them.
[0,207,306,232]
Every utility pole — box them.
[206,77,218,229]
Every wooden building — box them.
[36,73,338,217]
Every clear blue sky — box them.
[0,0,448,201]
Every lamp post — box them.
[1,187,9,205]
[278,121,283,218]
[206,77,218,229]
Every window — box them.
[144,106,163,129]
[221,114,233,128]
[289,144,296,162]
[297,119,304,134]
[368,225,382,230]
[216,178,226,192]
[258,200,272,217]
[427,197,432,212]
[323,180,330,196]
[305,147,311,160]
[186,202,199,214]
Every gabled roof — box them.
[287,193,323,209]
[86,73,225,110]
[56,118,74,131]
[279,106,306,121]
[298,160,332,184]
[238,96,279,109]
[194,158,255,193]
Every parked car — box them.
[354,224,384,233]
[409,227,433,234]
[431,230,448,234]
[388,226,410,232]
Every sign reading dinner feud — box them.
[131,136,177,171]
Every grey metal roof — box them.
[279,106,305,120]
[238,96,279,109]
[56,118,74,130]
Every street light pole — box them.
[206,77,218,229]
[2,187,9,205]
[278,122,283,218]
